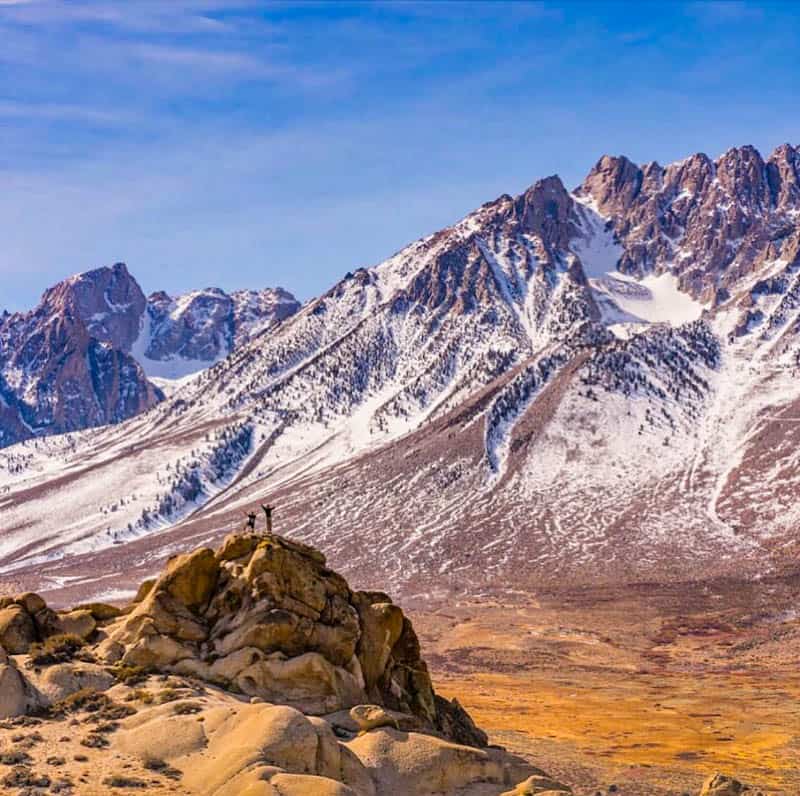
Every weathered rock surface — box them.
[0,531,539,794]
[349,704,399,732]
[105,532,447,724]
[113,688,540,796]
[0,593,67,654]
[0,662,28,718]
[0,604,36,654]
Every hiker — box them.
[246,511,257,530]
[261,504,274,534]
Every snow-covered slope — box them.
[2,143,799,606]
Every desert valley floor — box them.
[416,577,800,795]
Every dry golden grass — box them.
[415,577,800,795]
[438,668,800,793]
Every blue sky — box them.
[1,0,798,310]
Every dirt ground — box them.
[414,574,800,796]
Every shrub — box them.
[103,775,148,788]
[28,634,86,666]
[143,758,182,780]
[109,664,153,685]
[49,688,135,722]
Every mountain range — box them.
[0,263,299,447]
[1,142,799,607]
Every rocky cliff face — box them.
[0,264,299,447]
[0,265,161,448]
[576,144,800,304]
[142,285,299,374]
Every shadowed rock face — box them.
[0,263,161,448]
[0,532,560,796]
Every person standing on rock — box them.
[261,504,274,534]
[245,511,257,530]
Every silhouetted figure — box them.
[245,511,257,530]
[261,504,274,534]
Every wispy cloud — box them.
[0,0,254,33]
[128,43,263,73]
[0,100,136,124]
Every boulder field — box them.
[0,531,748,795]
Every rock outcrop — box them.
[0,531,542,794]
[0,593,72,655]
[102,531,461,733]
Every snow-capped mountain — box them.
[1,144,799,607]
[0,263,300,447]
[135,284,299,384]
[0,266,160,449]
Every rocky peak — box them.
[0,264,300,446]
[513,174,580,251]
[767,143,800,210]
[230,287,301,346]
[577,154,643,215]
[715,145,770,209]
[143,285,300,369]
[640,159,664,192]
[39,262,147,352]
[145,287,235,363]
[574,143,800,302]
[0,266,161,448]
[665,152,715,198]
